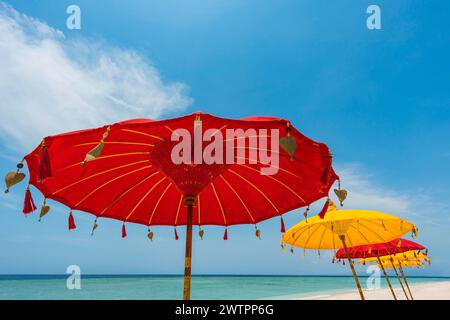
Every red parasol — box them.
[335,238,425,260]
[6,112,339,299]
[335,238,426,300]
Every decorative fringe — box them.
[68,211,76,230]
[412,226,418,239]
[38,199,50,221]
[38,140,52,181]
[91,218,98,236]
[279,122,297,160]
[5,160,26,193]
[22,187,37,214]
[280,216,286,233]
[122,224,127,238]
[81,127,110,165]
[147,228,154,241]
[199,228,204,240]
[318,198,330,219]
[303,205,310,222]
[223,228,228,240]
[174,227,179,240]
[255,227,261,239]
[333,179,348,206]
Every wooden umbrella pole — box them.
[183,195,196,300]
[339,235,365,300]
[398,262,414,300]
[390,258,409,300]
[377,255,397,300]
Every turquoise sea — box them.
[0,275,448,300]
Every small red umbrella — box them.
[335,238,426,300]
[6,112,339,299]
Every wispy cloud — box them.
[336,163,410,214]
[336,163,449,227]
[0,2,193,151]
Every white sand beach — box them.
[298,281,450,300]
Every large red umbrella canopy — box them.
[10,112,339,300]
[335,238,426,260]
[22,112,338,229]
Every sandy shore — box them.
[298,281,450,300]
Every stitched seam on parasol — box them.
[120,129,164,141]
[228,169,279,213]
[52,160,150,195]
[126,176,166,221]
[234,156,301,179]
[99,171,159,216]
[56,152,150,174]
[219,174,254,223]
[75,141,155,147]
[237,164,305,202]
[174,194,183,226]
[148,182,173,225]
[75,165,152,207]
[211,182,227,226]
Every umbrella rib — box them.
[317,225,327,251]
[357,220,390,243]
[219,174,255,223]
[234,147,318,169]
[228,169,279,213]
[56,152,150,174]
[148,182,173,225]
[125,176,166,221]
[234,156,301,179]
[361,219,399,238]
[52,160,150,195]
[75,141,155,147]
[211,182,227,226]
[174,194,183,226]
[224,134,271,142]
[74,165,153,207]
[352,224,372,247]
[237,164,306,202]
[290,224,311,244]
[120,129,164,141]
[99,171,160,215]
[303,223,323,249]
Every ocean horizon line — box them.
[1,274,449,279]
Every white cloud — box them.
[336,163,411,215]
[0,2,192,151]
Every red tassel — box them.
[223,228,228,240]
[122,224,127,238]
[38,142,52,181]
[280,216,286,233]
[68,211,76,230]
[318,199,330,219]
[22,187,37,214]
[174,227,179,240]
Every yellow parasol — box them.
[377,253,430,300]
[282,201,416,300]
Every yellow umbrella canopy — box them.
[359,251,431,266]
[381,259,425,269]
[281,201,417,301]
[281,202,416,251]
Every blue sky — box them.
[0,0,449,276]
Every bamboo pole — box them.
[390,257,409,300]
[339,235,365,300]
[398,262,414,300]
[377,255,397,300]
[183,195,195,300]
